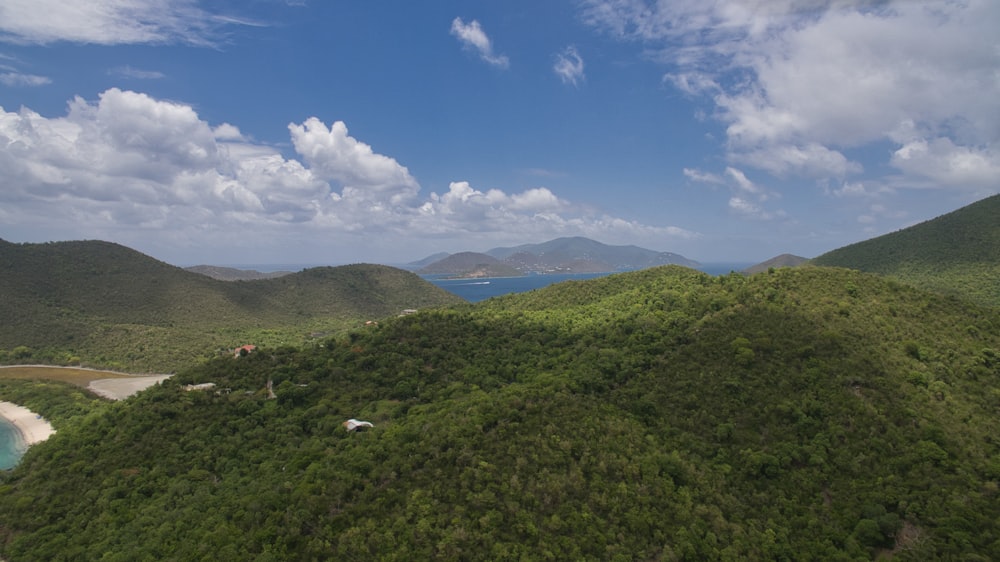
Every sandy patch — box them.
[0,401,55,448]
[88,375,173,400]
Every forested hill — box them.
[3,265,999,560]
[810,194,1000,307]
[0,239,464,372]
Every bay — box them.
[427,263,753,302]
[426,272,611,302]
[0,417,25,470]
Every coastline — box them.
[0,401,55,451]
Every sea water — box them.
[426,272,611,302]
[427,263,754,302]
[0,417,25,470]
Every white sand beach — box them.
[0,401,55,448]
[88,375,173,400]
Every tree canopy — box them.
[1,265,998,560]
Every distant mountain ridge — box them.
[810,194,1000,307]
[417,252,521,278]
[415,236,699,276]
[0,239,464,371]
[743,254,809,275]
[185,265,293,281]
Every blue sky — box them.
[0,0,997,266]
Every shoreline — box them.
[0,401,56,451]
[0,364,172,376]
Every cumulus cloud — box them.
[0,0,240,46]
[554,46,585,86]
[583,0,1000,190]
[416,181,696,245]
[450,17,509,68]
[289,118,419,205]
[891,137,1000,188]
[0,88,691,261]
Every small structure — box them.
[343,418,374,432]
[234,344,256,358]
[183,383,216,392]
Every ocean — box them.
[0,418,25,470]
[210,262,753,303]
[426,263,753,302]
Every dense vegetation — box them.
[1,266,998,560]
[0,240,464,372]
[811,194,1000,308]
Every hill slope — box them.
[0,240,464,371]
[810,194,1000,306]
[2,266,998,560]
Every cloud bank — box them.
[0,0,237,46]
[583,0,1000,191]
[0,88,692,262]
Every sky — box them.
[0,0,997,267]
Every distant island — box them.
[185,265,293,281]
[415,236,698,278]
[742,254,809,275]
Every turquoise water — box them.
[0,417,25,470]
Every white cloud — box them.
[0,88,692,262]
[732,143,862,178]
[419,180,697,244]
[0,71,50,86]
[664,72,718,96]
[686,165,784,221]
[582,0,1000,191]
[289,118,419,205]
[683,167,724,185]
[891,137,1000,188]
[109,65,166,80]
[554,46,585,86]
[728,196,785,221]
[213,123,244,141]
[724,167,761,196]
[0,0,239,46]
[450,17,509,68]
[830,181,870,198]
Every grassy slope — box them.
[1,266,998,560]
[810,194,1000,307]
[0,240,464,372]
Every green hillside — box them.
[810,194,1000,307]
[2,266,998,560]
[0,240,464,372]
